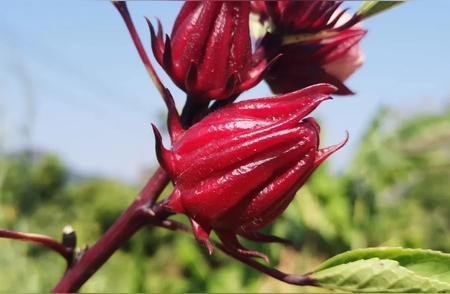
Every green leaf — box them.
[358,1,404,20]
[312,247,450,292]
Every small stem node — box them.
[62,225,77,251]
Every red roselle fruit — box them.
[152,83,348,261]
[253,1,366,95]
[148,1,274,104]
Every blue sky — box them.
[1,1,450,182]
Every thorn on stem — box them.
[145,208,156,217]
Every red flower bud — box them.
[149,1,271,103]
[253,1,366,95]
[153,84,348,260]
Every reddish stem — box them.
[52,167,169,292]
[217,244,317,287]
[0,229,72,262]
[142,210,318,288]
[112,1,173,108]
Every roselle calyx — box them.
[152,83,348,261]
[253,1,366,95]
[149,1,273,105]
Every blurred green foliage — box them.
[0,106,449,292]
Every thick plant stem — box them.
[52,168,169,293]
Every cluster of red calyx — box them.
[252,1,366,95]
[148,0,360,260]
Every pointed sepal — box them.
[217,231,269,263]
[151,124,176,176]
[190,218,214,255]
[162,88,184,142]
[314,130,349,167]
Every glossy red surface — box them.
[149,1,270,103]
[154,84,347,260]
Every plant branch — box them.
[140,208,189,232]
[52,167,170,293]
[143,216,317,288]
[112,1,173,109]
[0,228,73,263]
[153,219,189,232]
[217,243,317,287]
